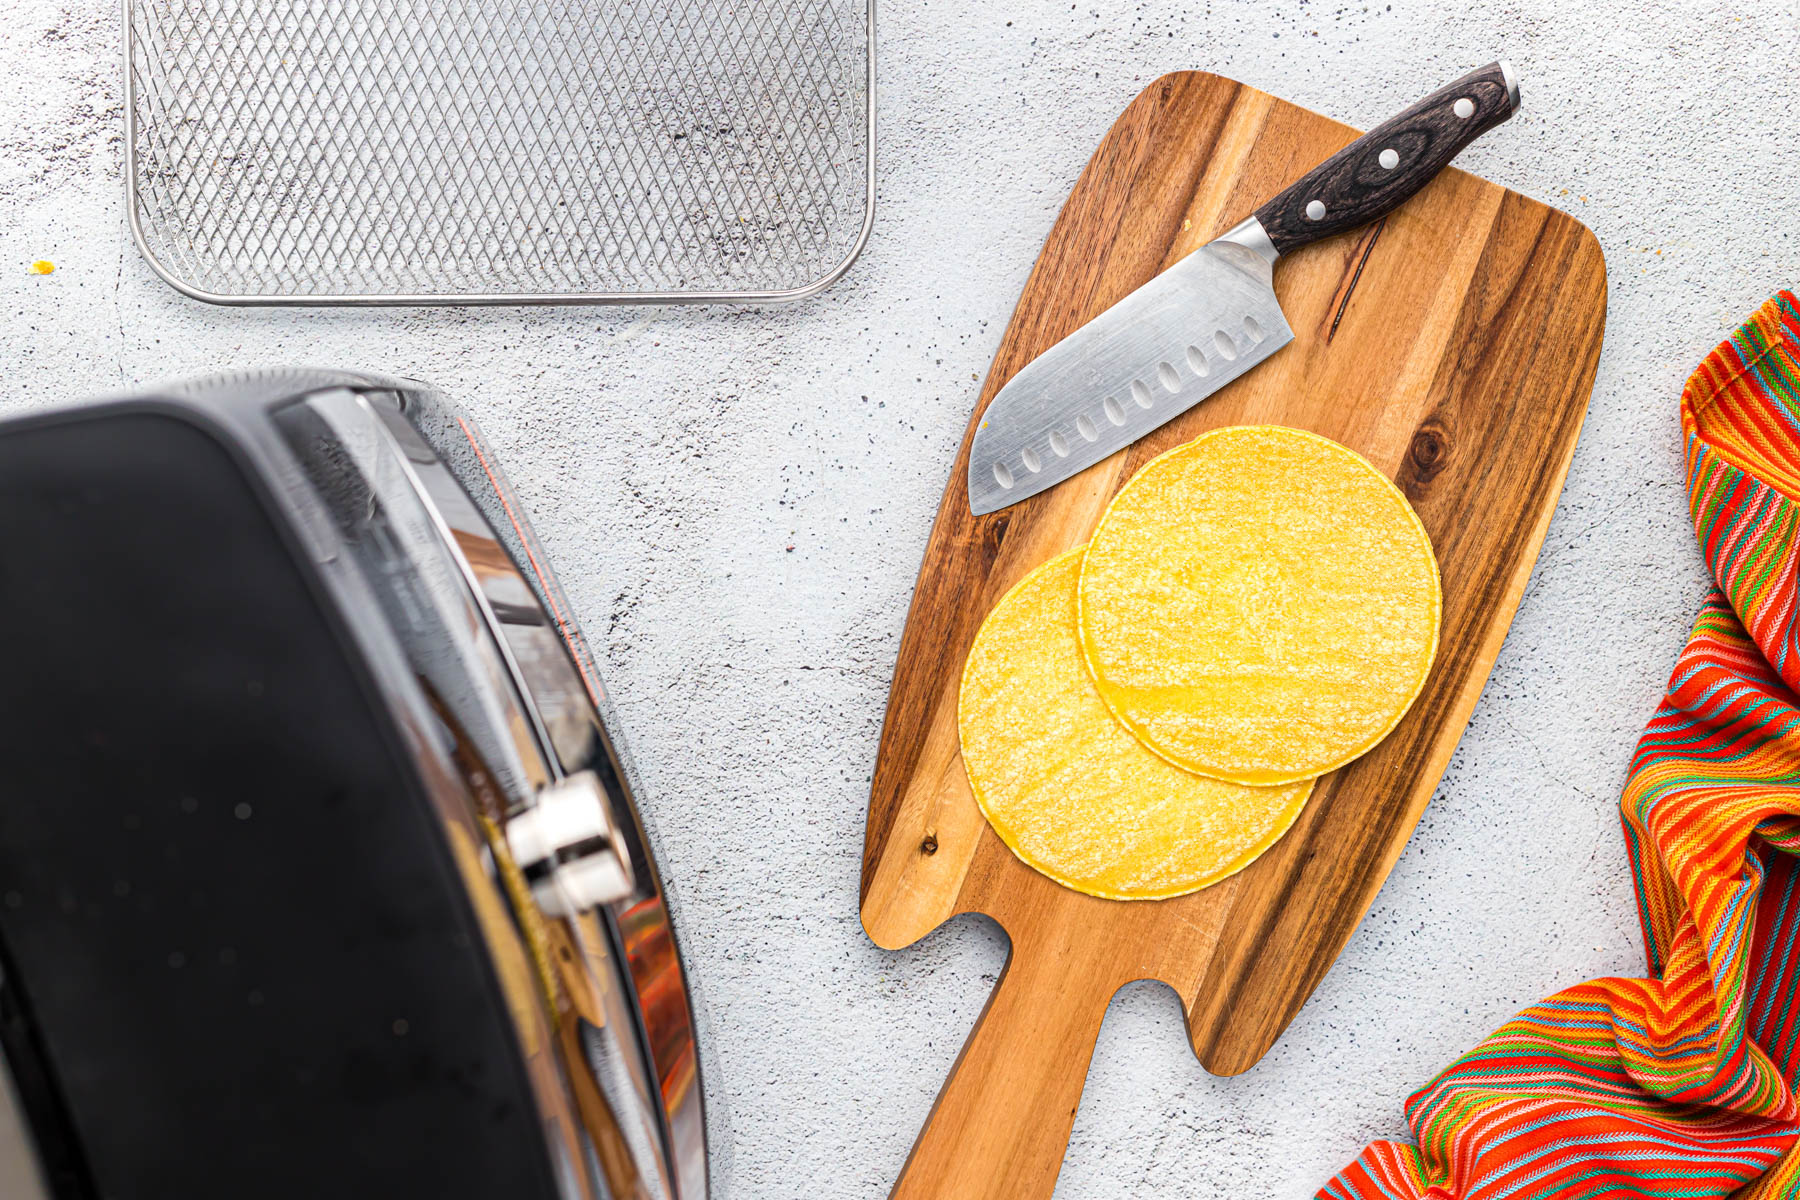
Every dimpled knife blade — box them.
[967,229,1291,515]
[965,61,1523,515]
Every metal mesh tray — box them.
[125,0,874,305]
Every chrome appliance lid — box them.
[271,375,710,1200]
[0,371,707,1200]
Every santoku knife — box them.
[968,61,1521,515]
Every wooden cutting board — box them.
[861,71,1606,1198]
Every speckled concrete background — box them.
[3,0,1798,1194]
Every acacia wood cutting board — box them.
[861,70,1606,1199]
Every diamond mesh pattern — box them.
[126,0,872,302]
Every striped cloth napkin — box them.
[1325,292,1800,1200]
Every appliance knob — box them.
[505,771,636,916]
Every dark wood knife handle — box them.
[1254,62,1519,256]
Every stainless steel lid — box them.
[269,378,709,1199]
[0,371,705,1197]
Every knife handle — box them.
[1253,61,1520,257]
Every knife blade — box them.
[968,60,1521,515]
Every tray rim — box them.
[121,0,877,307]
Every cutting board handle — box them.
[890,928,1122,1200]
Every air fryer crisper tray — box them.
[125,0,874,305]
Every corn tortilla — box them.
[1078,425,1440,786]
[958,548,1313,900]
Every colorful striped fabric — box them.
[1324,292,1800,1200]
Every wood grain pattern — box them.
[862,71,1606,1200]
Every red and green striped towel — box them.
[1326,292,1800,1200]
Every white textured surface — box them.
[3,0,1799,1195]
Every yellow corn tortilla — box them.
[958,548,1313,900]
[1079,425,1440,786]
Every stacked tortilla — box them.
[958,426,1441,900]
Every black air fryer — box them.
[0,372,707,1200]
